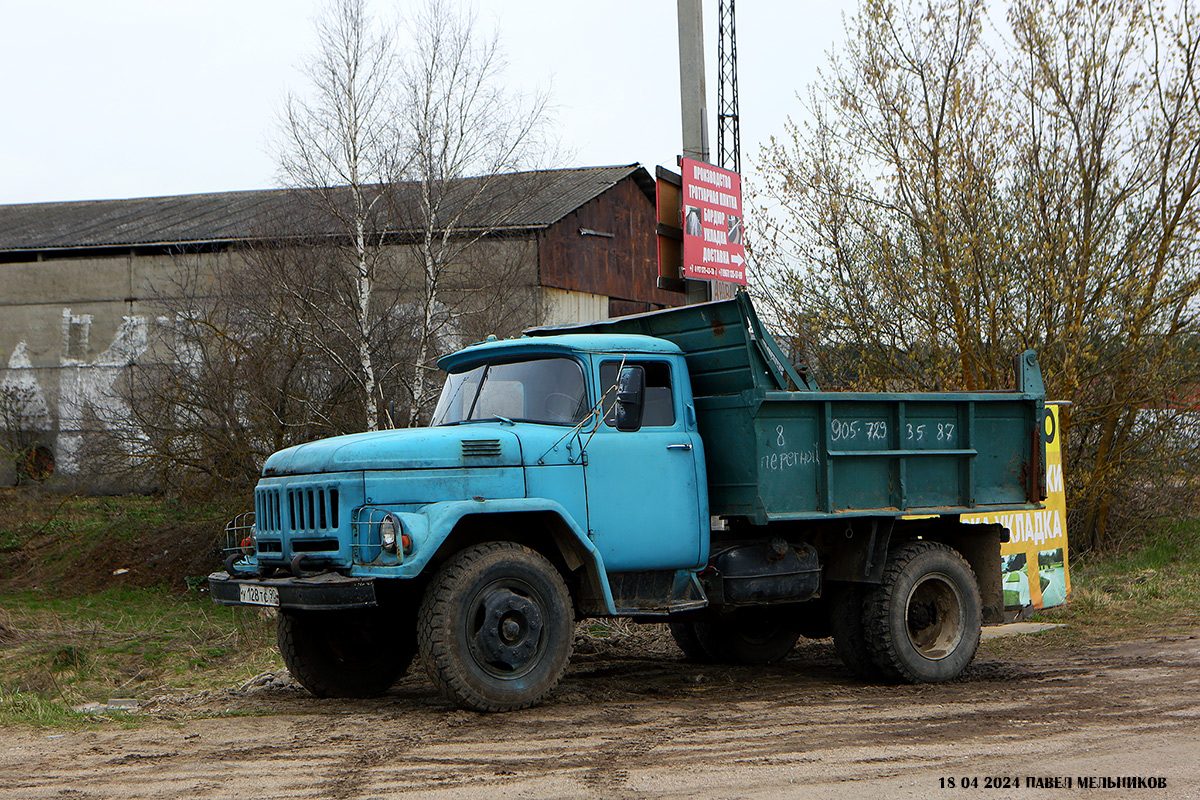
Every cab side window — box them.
[600,360,675,427]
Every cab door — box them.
[582,358,706,571]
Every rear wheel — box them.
[669,621,713,662]
[829,582,884,680]
[864,541,981,683]
[691,608,801,665]
[418,542,574,712]
[278,606,415,698]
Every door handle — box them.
[667,443,693,451]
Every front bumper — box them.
[207,571,377,610]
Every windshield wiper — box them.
[453,414,516,426]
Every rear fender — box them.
[932,522,1007,625]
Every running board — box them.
[607,569,708,616]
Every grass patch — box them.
[0,489,243,596]
[0,586,280,728]
[0,490,234,553]
[0,687,89,727]
[1044,518,1200,629]
[983,518,1200,654]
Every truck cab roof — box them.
[437,333,684,373]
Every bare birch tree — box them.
[394,0,556,425]
[274,0,555,429]
[111,0,558,490]
[277,0,402,431]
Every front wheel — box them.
[418,542,574,712]
[864,541,982,683]
[277,607,415,698]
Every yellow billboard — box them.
[963,405,1070,611]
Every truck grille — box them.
[256,485,340,533]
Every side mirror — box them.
[614,365,645,432]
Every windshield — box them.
[431,357,589,426]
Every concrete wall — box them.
[0,238,553,488]
[1,249,199,485]
[3,248,224,395]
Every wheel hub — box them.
[904,573,963,660]
[472,587,543,674]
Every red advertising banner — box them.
[680,156,747,285]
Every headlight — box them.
[380,514,400,553]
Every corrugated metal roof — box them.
[0,165,652,253]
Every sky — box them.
[0,1,849,206]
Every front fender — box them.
[350,497,617,615]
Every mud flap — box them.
[822,517,894,584]
[938,523,1006,625]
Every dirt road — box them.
[2,628,1199,799]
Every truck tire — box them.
[829,583,884,680]
[692,608,801,665]
[669,622,714,662]
[277,607,415,698]
[418,542,573,712]
[864,541,981,683]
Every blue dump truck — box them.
[210,294,1048,712]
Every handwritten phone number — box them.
[828,419,956,442]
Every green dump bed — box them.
[528,294,1047,525]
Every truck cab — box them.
[236,333,709,610]
[433,334,709,576]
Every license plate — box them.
[239,583,280,607]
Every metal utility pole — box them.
[677,0,711,303]
[717,0,741,174]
